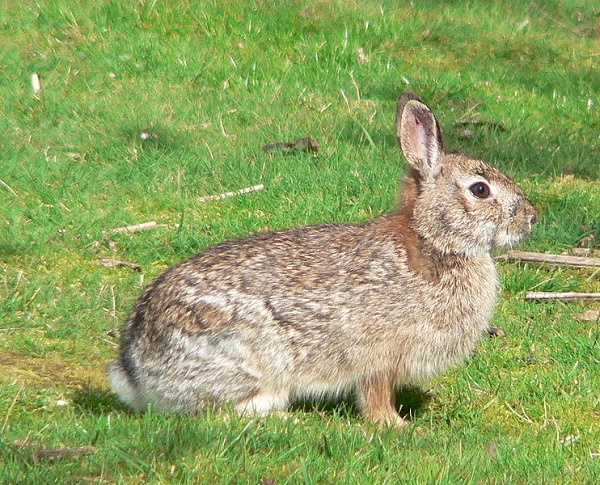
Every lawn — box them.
[1,0,599,483]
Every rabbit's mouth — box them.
[493,195,537,249]
[495,231,524,249]
[495,215,536,248]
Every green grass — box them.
[1,0,600,483]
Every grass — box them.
[1,0,599,483]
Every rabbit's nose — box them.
[529,213,537,225]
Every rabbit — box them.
[108,92,536,426]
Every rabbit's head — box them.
[396,92,536,257]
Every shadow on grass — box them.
[120,122,186,154]
[71,384,432,423]
[291,386,432,423]
[70,385,129,414]
[70,382,433,424]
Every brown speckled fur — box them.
[108,92,536,425]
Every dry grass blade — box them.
[0,178,22,200]
[100,258,142,271]
[110,221,158,234]
[504,402,534,424]
[2,384,25,434]
[198,184,264,203]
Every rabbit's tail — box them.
[108,359,145,411]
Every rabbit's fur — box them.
[108,92,536,425]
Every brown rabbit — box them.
[108,92,536,425]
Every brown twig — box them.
[525,292,600,301]
[32,446,96,462]
[496,250,600,268]
[262,137,320,154]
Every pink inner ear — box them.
[412,116,428,163]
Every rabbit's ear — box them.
[396,92,443,180]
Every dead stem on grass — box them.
[504,401,535,424]
[2,383,24,434]
[0,178,22,201]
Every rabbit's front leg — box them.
[357,373,406,427]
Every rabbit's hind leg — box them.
[233,389,290,416]
[357,373,407,427]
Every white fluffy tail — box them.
[107,360,145,411]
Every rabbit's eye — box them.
[469,182,490,199]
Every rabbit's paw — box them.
[357,374,406,427]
